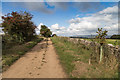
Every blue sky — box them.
[1,1,119,36]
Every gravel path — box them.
[2,38,67,78]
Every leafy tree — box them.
[96,28,108,63]
[40,25,52,37]
[1,11,36,43]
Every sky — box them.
[0,0,119,36]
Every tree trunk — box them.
[99,45,103,63]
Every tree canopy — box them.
[96,28,108,45]
[1,11,36,43]
[40,25,52,37]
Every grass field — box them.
[83,38,120,46]
[2,37,43,71]
[106,39,120,46]
[51,37,118,78]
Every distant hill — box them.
[69,35,112,39]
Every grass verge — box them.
[51,37,75,77]
[51,37,118,78]
[51,37,92,78]
[2,37,43,71]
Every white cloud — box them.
[51,23,65,30]
[50,5,118,36]
[50,23,66,35]
[99,6,118,14]
[51,24,59,30]
[67,5,118,35]
[35,23,43,35]
[69,18,81,23]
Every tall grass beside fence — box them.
[51,37,119,78]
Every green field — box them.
[83,38,120,46]
[106,39,120,46]
[51,37,118,78]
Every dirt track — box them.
[2,38,67,78]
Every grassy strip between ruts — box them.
[51,37,118,78]
[2,37,43,72]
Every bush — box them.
[1,11,36,43]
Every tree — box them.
[96,28,108,63]
[1,11,36,43]
[40,25,52,37]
